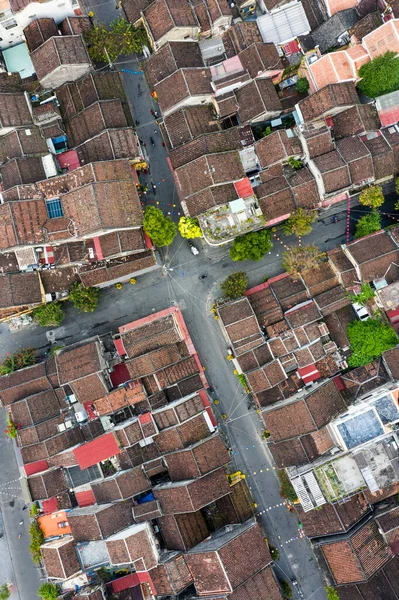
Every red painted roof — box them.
[333,375,346,391]
[57,149,80,171]
[283,39,300,56]
[41,497,58,514]
[198,389,217,427]
[75,489,96,507]
[110,571,156,594]
[93,237,104,261]
[234,177,253,199]
[298,364,320,384]
[73,432,120,469]
[139,412,152,424]
[378,107,399,127]
[114,337,127,357]
[24,460,48,476]
[388,309,399,323]
[110,362,131,387]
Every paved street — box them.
[0,409,42,600]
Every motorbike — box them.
[188,241,199,256]
[150,137,155,146]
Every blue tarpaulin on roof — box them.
[136,491,155,504]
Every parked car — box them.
[352,302,369,321]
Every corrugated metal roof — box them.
[257,1,310,45]
[73,432,120,470]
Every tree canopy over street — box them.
[282,208,317,237]
[143,206,177,247]
[282,245,325,279]
[84,18,148,63]
[355,210,381,238]
[229,229,273,261]
[221,272,248,299]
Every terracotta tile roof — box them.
[238,42,283,78]
[346,230,398,266]
[69,501,134,542]
[0,93,32,128]
[28,467,68,501]
[184,182,238,217]
[144,0,198,42]
[236,79,281,123]
[58,16,91,36]
[186,521,272,594]
[121,314,181,358]
[169,128,241,169]
[298,82,359,122]
[41,537,81,580]
[229,565,283,600]
[256,177,295,221]
[166,434,229,480]
[176,150,244,197]
[70,373,108,403]
[0,157,46,190]
[255,130,302,169]
[65,100,131,147]
[30,36,90,83]
[332,104,380,139]
[23,18,58,52]
[362,133,395,180]
[383,347,399,380]
[328,247,357,287]
[121,0,151,22]
[0,272,42,309]
[284,300,321,328]
[155,68,212,114]
[154,467,230,514]
[56,341,103,385]
[313,150,351,193]
[151,553,193,595]
[76,128,139,164]
[322,521,393,584]
[340,360,390,402]
[269,438,309,467]
[163,105,218,149]
[263,399,316,441]
[336,136,374,185]
[144,41,203,89]
[222,22,263,57]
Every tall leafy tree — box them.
[359,185,384,209]
[358,51,399,98]
[178,216,202,239]
[69,282,100,313]
[84,19,148,63]
[282,245,325,280]
[355,210,381,239]
[347,318,398,367]
[33,302,64,327]
[37,583,59,600]
[220,272,248,299]
[282,208,317,237]
[229,229,273,261]
[143,206,177,247]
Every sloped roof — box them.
[73,432,121,469]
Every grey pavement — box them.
[0,411,42,600]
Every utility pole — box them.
[104,47,113,69]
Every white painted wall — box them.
[0,0,77,50]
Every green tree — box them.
[287,156,303,170]
[282,245,325,280]
[281,580,293,599]
[359,185,384,209]
[278,470,298,502]
[32,302,64,327]
[358,51,399,97]
[0,348,35,376]
[347,318,398,367]
[325,587,340,600]
[269,545,280,561]
[84,19,148,63]
[349,282,375,305]
[220,272,248,299]
[69,282,100,313]
[0,585,10,600]
[282,208,317,237]
[143,206,177,247]
[29,520,44,565]
[355,210,381,239]
[229,229,273,261]
[37,583,59,600]
[296,77,309,93]
[178,216,202,239]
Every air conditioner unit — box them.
[57,423,66,432]
[64,420,73,429]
